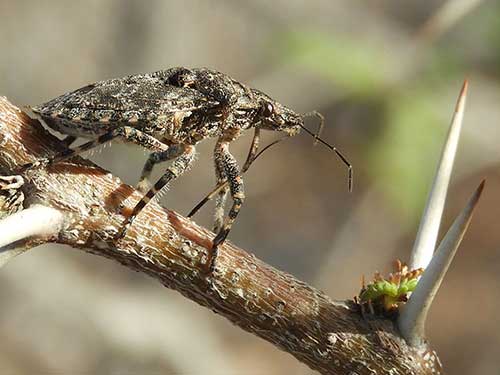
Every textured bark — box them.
[0,97,442,374]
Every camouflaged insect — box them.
[25,67,342,271]
[358,260,424,317]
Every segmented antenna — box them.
[303,111,325,146]
[299,123,353,192]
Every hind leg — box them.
[20,126,169,172]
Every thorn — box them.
[416,0,484,44]
[409,80,468,270]
[398,180,484,347]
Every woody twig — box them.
[0,96,442,374]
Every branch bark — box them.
[0,97,441,374]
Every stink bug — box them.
[22,67,352,271]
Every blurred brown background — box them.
[1,0,499,374]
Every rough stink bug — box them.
[22,67,352,270]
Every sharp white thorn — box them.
[409,81,468,270]
[399,180,484,347]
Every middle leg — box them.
[20,126,169,172]
[137,146,185,193]
[61,135,77,147]
[118,144,196,238]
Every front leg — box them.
[242,127,261,171]
[188,128,262,219]
[213,161,229,233]
[210,137,245,271]
[213,128,260,232]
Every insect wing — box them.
[33,75,219,123]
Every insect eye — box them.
[167,69,195,88]
[167,72,183,87]
[261,102,274,117]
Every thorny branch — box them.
[0,97,440,375]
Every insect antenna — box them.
[298,122,353,192]
[302,111,325,146]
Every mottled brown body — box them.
[35,68,302,144]
[27,67,305,270]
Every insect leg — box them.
[210,138,245,271]
[213,128,260,232]
[213,161,229,233]
[117,144,196,238]
[187,130,291,220]
[137,147,184,193]
[61,135,77,147]
[21,126,169,171]
[242,127,261,170]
